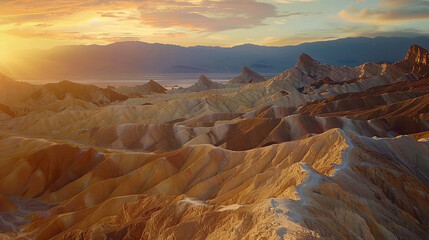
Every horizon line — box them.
[15,35,429,53]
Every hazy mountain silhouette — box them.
[4,36,429,79]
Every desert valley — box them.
[0,42,428,239]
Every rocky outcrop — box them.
[194,75,224,90]
[228,66,265,84]
[146,79,167,93]
[174,75,225,93]
[115,79,167,97]
[295,53,361,82]
[395,44,429,77]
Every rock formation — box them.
[228,66,265,84]
[115,79,166,97]
[295,53,361,82]
[171,75,226,93]
[395,44,429,77]
[0,45,429,239]
[29,80,128,106]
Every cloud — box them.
[378,0,429,8]
[137,0,280,31]
[6,28,142,42]
[339,0,429,24]
[341,26,429,38]
[155,32,187,38]
[98,11,126,18]
[0,0,283,32]
[35,23,52,28]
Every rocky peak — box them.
[396,45,429,77]
[188,74,224,91]
[228,66,265,84]
[241,66,252,75]
[296,53,320,75]
[146,79,166,93]
[196,75,218,88]
[405,45,428,65]
[241,66,265,82]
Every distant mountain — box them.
[2,36,429,80]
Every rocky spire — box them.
[295,53,320,75]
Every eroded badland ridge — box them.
[0,45,429,239]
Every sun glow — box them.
[90,17,101,23]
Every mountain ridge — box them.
[1,44,429,239]
[2,36,429,80]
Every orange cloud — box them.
[0,0,280,31]
[159,32,187,38]
[339,0,429,25]
[137,0,279,31]
[6,28,142,42]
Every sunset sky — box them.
[0,0,428,58]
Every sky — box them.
[0,0,429,59]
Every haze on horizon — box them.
[1,0,429,59]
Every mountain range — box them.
[2,36,429,80]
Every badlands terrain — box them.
[0,45,429,239]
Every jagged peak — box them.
[296,53,320,73]
[298,53,316,63]
[145,79,166,93]
[405,44,428,64]
[147,79,163,88]
[241,66,252,73]
[242,66,261,76]
[407,44,427,54]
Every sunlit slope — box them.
[0,129,428,239]
[0,45,429,239]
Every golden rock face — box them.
[1,45,429,239]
